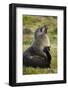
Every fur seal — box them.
[23,25,51,68]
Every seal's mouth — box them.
[43,25,48,33]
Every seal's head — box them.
[35,25,48,39]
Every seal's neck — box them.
[32,34,50,50]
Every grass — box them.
[23,15,57,75]
[23,67,57,75]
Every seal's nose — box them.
[44,25,48,33]
[44,25,48,30]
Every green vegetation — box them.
[23,15,57,75]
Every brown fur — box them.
[23,25,51,68]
